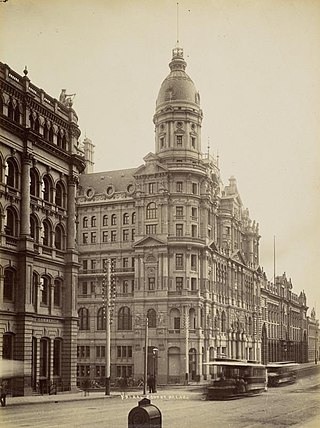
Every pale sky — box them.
[1,0,320,314]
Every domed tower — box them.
[153,47,203,162]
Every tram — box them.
[266,362,299,387]
[205,360,267,400]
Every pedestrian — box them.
[83,378,90,396]
[147,374,155,393]
[0,380,8,407]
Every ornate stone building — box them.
[260,272,308,364]
[0,63,85,395]
[77,47,262,385]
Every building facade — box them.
[76,47,263,385]
[0,63,85,395]
[260,272,308,364]
[307,308,319,363]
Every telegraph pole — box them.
[104,259,111,395]
[143,317,148,395]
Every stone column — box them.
[20,153,32,236]
[67,174,77,250]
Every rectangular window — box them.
[174,317,180,330]
[160,136,165,148]
[176,206,183,217]
[91,232,96,243]
[102,231,108,242]
[192,183,198,195]
[128,346,132,358]
[122,346,127,358]
[91,260,96,270]
[82,233,88,244]
[176,181,183,192]
[111,230,117,242]
[175,254,183,270]
[176,224,183,236]
[176,135,182,146]
[146,224,157,235]
[131,229,135,241]
[122,280,128,294]
[192,225,197,237]
[83,260,88,271]
[82,282,88,295]
[191,278,197,291]
[117,346,121,358]
[90,281,95,293]
[191,207,198,218]
[191,136,196,148]
[148,277,155,291]
[191,254,197,270]
[123,258,129,268]
[148,182,155,194]
[176,277,183,291]
[123,229,129,241]
[86,346,90,358]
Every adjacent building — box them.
[260,272,308,364]
[0,63,85,395]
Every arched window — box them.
[4,268,15,301]
[83,217,88,228]
[14,104,20,123]
[248,317,253,336]
[132,212,136,224]
[32,272,38,307]
[40,276,50,306]
[54,278,62,307]
[62,134,67,150]
[8,99,14,120]
[146,202,157,219]
[6,157,18,188]
[78,307,89,330]
[91,216,96,227]
[123,213,129,225]
[97,307,106,330]
[42,220,52,247]
[43,123,49,140]
[49,126,54,143]
[221,311,227,333]
[30,215,39,242]
[55,181,65,207]
[111,214,117,226]
[30,168,40,197]
[102,215,108,226]
[42,175,53,203]
[34,116,40,133]
[189,308,196,330]
[5,207,18,237]
[54,224,64,250]
[147,309,157,328]
[170,308,180,330]
[118,306,132,331]
[57,130,62,147]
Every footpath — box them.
[3,361,319,408]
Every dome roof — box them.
[156,47,200,108]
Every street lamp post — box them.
[152,347,158,393]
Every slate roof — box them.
[79,167,137,195]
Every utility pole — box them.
[143,317,148,395]
[103,259,111,395]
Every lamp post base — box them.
[105,377,110,395]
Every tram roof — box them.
[266,362,299,368]
[205,360,265,368]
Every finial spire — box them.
[176,2,180,47]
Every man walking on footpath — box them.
[0,380,8,407]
